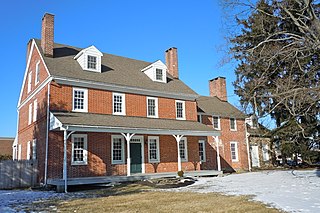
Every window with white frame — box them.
[87,55,97,70]
[73,88,88,112]
[112,135,124,164]
[113,93,125,115]
[212,116,220,130]
[230,118,237,131]
[147,97,158,118]
[262,144,270,161]
[71,134,88,165]
[199,140,206,162]
[197,114,202,123]
[18,144,22,160]
[27,141,31,160]
[230,142,239,162]
[33,99,38,122]
[155,68,163,81]
[176,100,185,120]
[27,71,32,93]
[35,61,40,84]
[28,103,33,125]
[148,136,160,163]
[32,139,37,160]
[179,137,188,161]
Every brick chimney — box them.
[209,77,228,101]
[41,13,54,57]
[165,47,179,79]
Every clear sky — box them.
[0,0,239,137]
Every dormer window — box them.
[141,60,167,83]
[156,69,163,81]
[87,55,97,70]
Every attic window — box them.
[156,69,163,81]
[87,55,97,70]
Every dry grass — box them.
[55,183,280,213]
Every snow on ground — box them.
[170,169,320,213]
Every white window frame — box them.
[111,135,125,164]
[27,141,31,160]
[148,136,160,163]
[32,139,37,160]
[155,68,163,81]
[230,142,239,162]
[33,99,38,122]
[198,140,206,162]
[179,137,188,162]
[113,93,126,115]
[18,144,22,160]
[71,134,88,165]
[72,88,88,112]
[27,71,32,93]
[175,100,186,120]
[147,97,158,118]
[87,55,97,71]
[212,115,220,130]
[35,61,40,85]
[28,103,33,125]
[230,117,237,131]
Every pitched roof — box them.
[196,96,246,119]
[34,39,197,97]
[52,112,219,136]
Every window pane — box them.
[176,102,183,118]
[149,139,158,161]
[179,140,186,160]
[74,90,85,110]
[156,69,163,81]
[199,142,204,161]
[230,118,236,130]
[113,138,122,161]
[113,95,123,113]
[148,99,156,116]
[213,116,219,129]
[73,137,85,162]
[87,55,97,69]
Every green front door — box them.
[130,143,142,173]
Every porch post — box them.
[213,136,221,171]
[173,135,184,171]
[121,133,135,176]
[62,129,75,193]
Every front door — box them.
[130,143,142,173]
[251,145,260,167]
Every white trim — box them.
[147,97,158,118]
[148,136,160,163]
[111,135,125,164]
[130,135,145,174]
[198,140,206,162]
[33,99,38,122]
[71,134,88,165]
[27,141,31,160]
[113,93,126,115]
[18,144,22,160]
[230,141,239,162]
[175,100,186,120]
[35,60,40,85]
[212,115,221,130]
[32,139,37,160]
[72,87,88,112]
[179,137,188,162]
[28,103,33,125]
[27,71,32,93]
[230,117,237,131]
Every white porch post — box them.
[62,128,75,193]
[173,135,184,171]
[121,133,135,176]
[213,136,221,171]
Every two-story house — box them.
[15,13,249,191]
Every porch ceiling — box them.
[50,112,220,136]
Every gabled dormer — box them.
[141,60,167,83]
[74,45,103,72]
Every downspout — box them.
[245,123,252,172]
[44,81,51,186]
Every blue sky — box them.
[0,0,239,137]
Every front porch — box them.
[48,170,222,192]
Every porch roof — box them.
[50,112,220,136]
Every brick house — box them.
[15,13,249,190]
[0,137,14,158]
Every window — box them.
[113,93,125,115]
[197,114,202,123]
[35,61,40,84]
[262,144,269,161]
[179,137,188,161]
[213,116,220,130]
[27,141,31,160]
[33,99,38,122]
[230,118,237,131]
[27,71,32,93]
[87,55,97,70]
[18,144,22,160]
[176,100,185,120]
[155,68,163,81]
[230,142,239,162]
[32,139,37,160]
[199,140,206,162]
[71,134,88,165]
[148,136,160,163]
[147,97,158,118]
[73,88,88,112]
[28,103,33,125]
[112,135,124,164]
